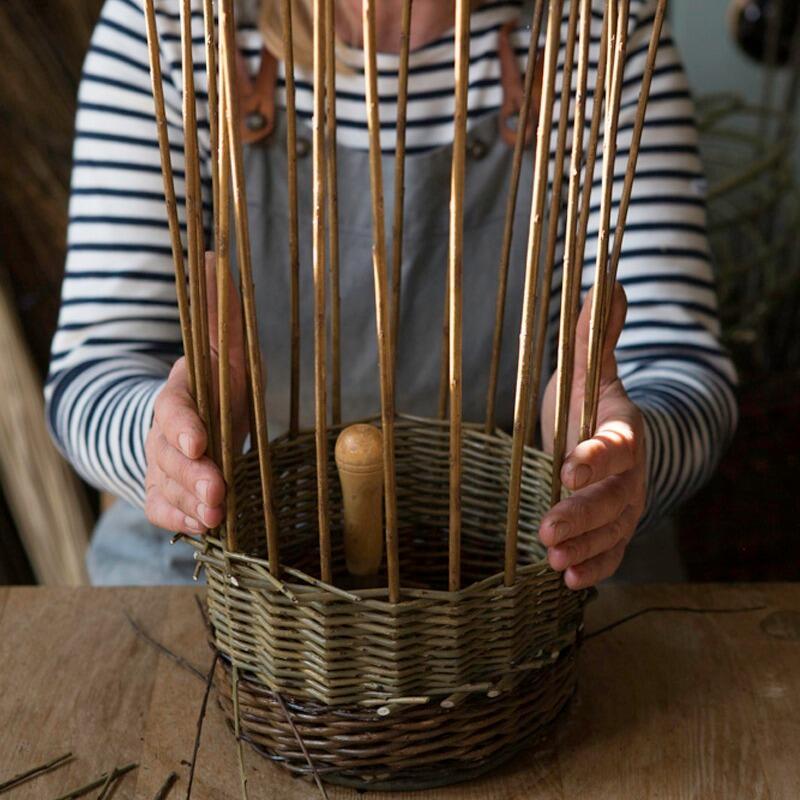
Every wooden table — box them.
[1,584,798,799]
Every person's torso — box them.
[238,106,547,435]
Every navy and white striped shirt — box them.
[45,0,738,528]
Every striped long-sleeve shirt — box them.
[45,0,738,528]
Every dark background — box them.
[0,0,104,583]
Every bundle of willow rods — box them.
[144,0,665,601]
[143,0,667,789]
[0,280,92,585]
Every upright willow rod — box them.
[550,0,594,506]
[312,0,332,582]
[219,0,280,569]
[504,0,563,587]
[580,0,630,443]
[569,1,611,341]
[553,0,612,494]
[201,0,222,468]
[437,274,449,419]
[142,0,195,399]
[281,0,301,438]
[363,0,400,603]
[587,0,666,427]
[484,0,545,434]
[604,0,667,311]
[325,0,342,425]
[391,0,413,380]
[447,0,471,592]
[217,70,237,551]
[203,0,220,243]
[180,0,214,454]
[526,0,581,447]
[606,0,617,101]
[560,1,664,492]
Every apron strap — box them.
[234,27,538,149]
[236,46,278,145]
[498,20,543,147]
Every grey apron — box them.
[244,111,537,435]
[88,55,685,585]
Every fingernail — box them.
[196,479,210,502]
[569,463,592,489]
[197,504,210,526]
[179,433,192,457]
[185,515,203,532]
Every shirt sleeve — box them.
[582,0,738,527]
[44,0,212,507]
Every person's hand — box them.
[144,253,248,533]
[539,282,647,590]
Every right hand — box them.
[144,253,248,533]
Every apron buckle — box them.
[236,46,278,145]
[498,20,543,148]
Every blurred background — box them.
[0,0,797,585]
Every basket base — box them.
[217,646,579,792]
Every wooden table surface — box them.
[1,584,798,799]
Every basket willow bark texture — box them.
[144,0,666,790]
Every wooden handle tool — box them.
[335,424,384,583]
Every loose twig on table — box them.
[585,604,768,641]
[95,768,116,800]
[153,772,179,800]
[0,752,73,795]
[50,763,137,800]
[125,610,207,683]
[186,652,220,800]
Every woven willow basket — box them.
[194,415,586,790]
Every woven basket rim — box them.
[190,411,557,608]
[194,534,556,608]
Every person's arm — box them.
[608,0,737,524]
[45,0,213,508]
[539,0,737,587]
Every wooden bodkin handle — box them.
[335,424,384,579]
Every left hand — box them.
[539,282,647,590]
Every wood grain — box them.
[0,585,797,798]
[0,587,9,627]
[335,424,385,580]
